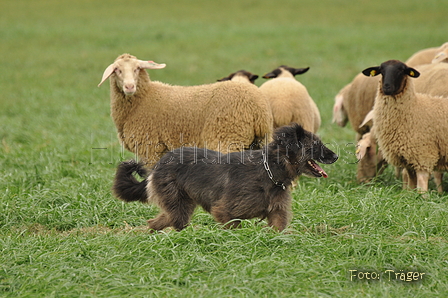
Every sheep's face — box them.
[98,54,166,95]
[114,59,142,96]
[362,60,420,96]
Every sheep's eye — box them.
[115,68,121,75]
[135,68,140,73]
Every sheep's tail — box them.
[112,160,149,203]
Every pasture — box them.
[1,0,447,296]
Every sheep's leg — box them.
[416,171,430,194]
[394,167,402,179]
[403,168,417,190]
[402,168,410,190]
[433,171,443,194]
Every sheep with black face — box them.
[362,60,448,193]
[259,65,321,132]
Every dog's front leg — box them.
[267,208,291,232]
[210,203,241,228]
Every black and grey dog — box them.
[113,123,338,232]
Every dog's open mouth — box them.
[307,160,328,178]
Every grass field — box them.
[1,0,448,297]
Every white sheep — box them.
[259,65,321,132]
[98,54,273,165]
[362,59,448,193]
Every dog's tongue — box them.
[313,161,328,178]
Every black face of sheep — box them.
[263,65,310,79]
[217,70,259,84]
[362,60,420,96]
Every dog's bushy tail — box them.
[112,160,149,203]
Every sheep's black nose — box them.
[382,84,394,95]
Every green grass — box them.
[1,0,448,296]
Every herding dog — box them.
[112,123,338,232]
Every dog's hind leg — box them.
[170,202,196,231]
[155,194,196,231]
[147,202,195,232]
[147,213,172,231]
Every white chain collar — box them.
[261,149,286,190]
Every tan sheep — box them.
[414,62,448,97]
[339,42,448,137]
[405,42,448,67]
[217,70,259,84]
[259,65,320,133]
[98,54,273,165]
[336,43,448,183]
[362,60,448,193]
[357,60,448,188]
[332,82,350,127]
[332,73,381,182]
[334,73,379,139]
[432,45,448,63]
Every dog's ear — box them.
[273,123,303,155]
[293,123,305,141]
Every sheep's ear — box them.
[217,73,233,82]
[138,60,166,70]
[359,110,374,129]
[291,67,310,76]
[362,67,381,77]
[405,67,420,78]
[98,63,116,87]
[432,52,447,63]
[249,74,259,83]
[262,72,276,79]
